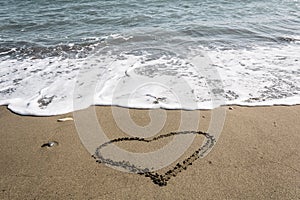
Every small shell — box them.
[57,117,73,122]
[41,141,58,148]
[229,107,233,110]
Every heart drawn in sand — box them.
[93,131,216,186]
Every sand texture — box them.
[0,105,299,199]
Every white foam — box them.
[208,45,300,106]
[0,44,299,116]
[81,34,133,42]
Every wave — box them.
[0,41,299,116]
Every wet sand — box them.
[0,105,299,199]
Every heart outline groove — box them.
[93,131,216,186]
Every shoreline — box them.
[3,102,300,117]
[0,105,299,199]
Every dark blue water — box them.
[1,0,299,56]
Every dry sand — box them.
[0,105,299,199]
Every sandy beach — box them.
[0,105,299,199]
[1,1,300,199]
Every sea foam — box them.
[0,44,299,116]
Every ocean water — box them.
[0,0,299,115]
